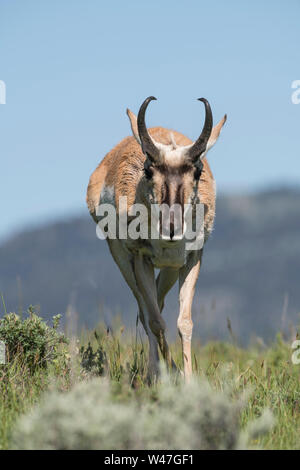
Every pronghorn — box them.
[87,96,226,381]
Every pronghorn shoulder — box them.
[86,135,145,219]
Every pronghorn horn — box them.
[187,98,213,162]
[137,96,160,162]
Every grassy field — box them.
[0,311,299,450]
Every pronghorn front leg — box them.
[107,240,159,380]
[134,254,177,372]
[178,250,203,382]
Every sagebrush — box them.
[12,374,273,450]
[0,313,299,450]
[0,308,68,373]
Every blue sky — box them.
[0,0,299,240]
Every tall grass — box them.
[0,312,299,449]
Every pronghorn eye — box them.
[194,161,203,180]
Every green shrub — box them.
[0,308,68,373]
[12,374,273,450]
[80,341,107,376]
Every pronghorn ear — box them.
[206,114,227,152]
[126,108,141,145]
[186,114,227,162]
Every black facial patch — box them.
[194,160,204,180]
[160,175,185,208]
[144,160,153,180]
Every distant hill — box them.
[0,188,299,344]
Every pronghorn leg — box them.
[107,240,159,380]
[137,306,160,381]
[178,250,203,382]
[134,254,177,372]
[156,267,179,312]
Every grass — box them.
[0,312,299,450]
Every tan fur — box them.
[86,124,223,231]
[86,107,226,382]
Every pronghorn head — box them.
[127,96,226,240]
